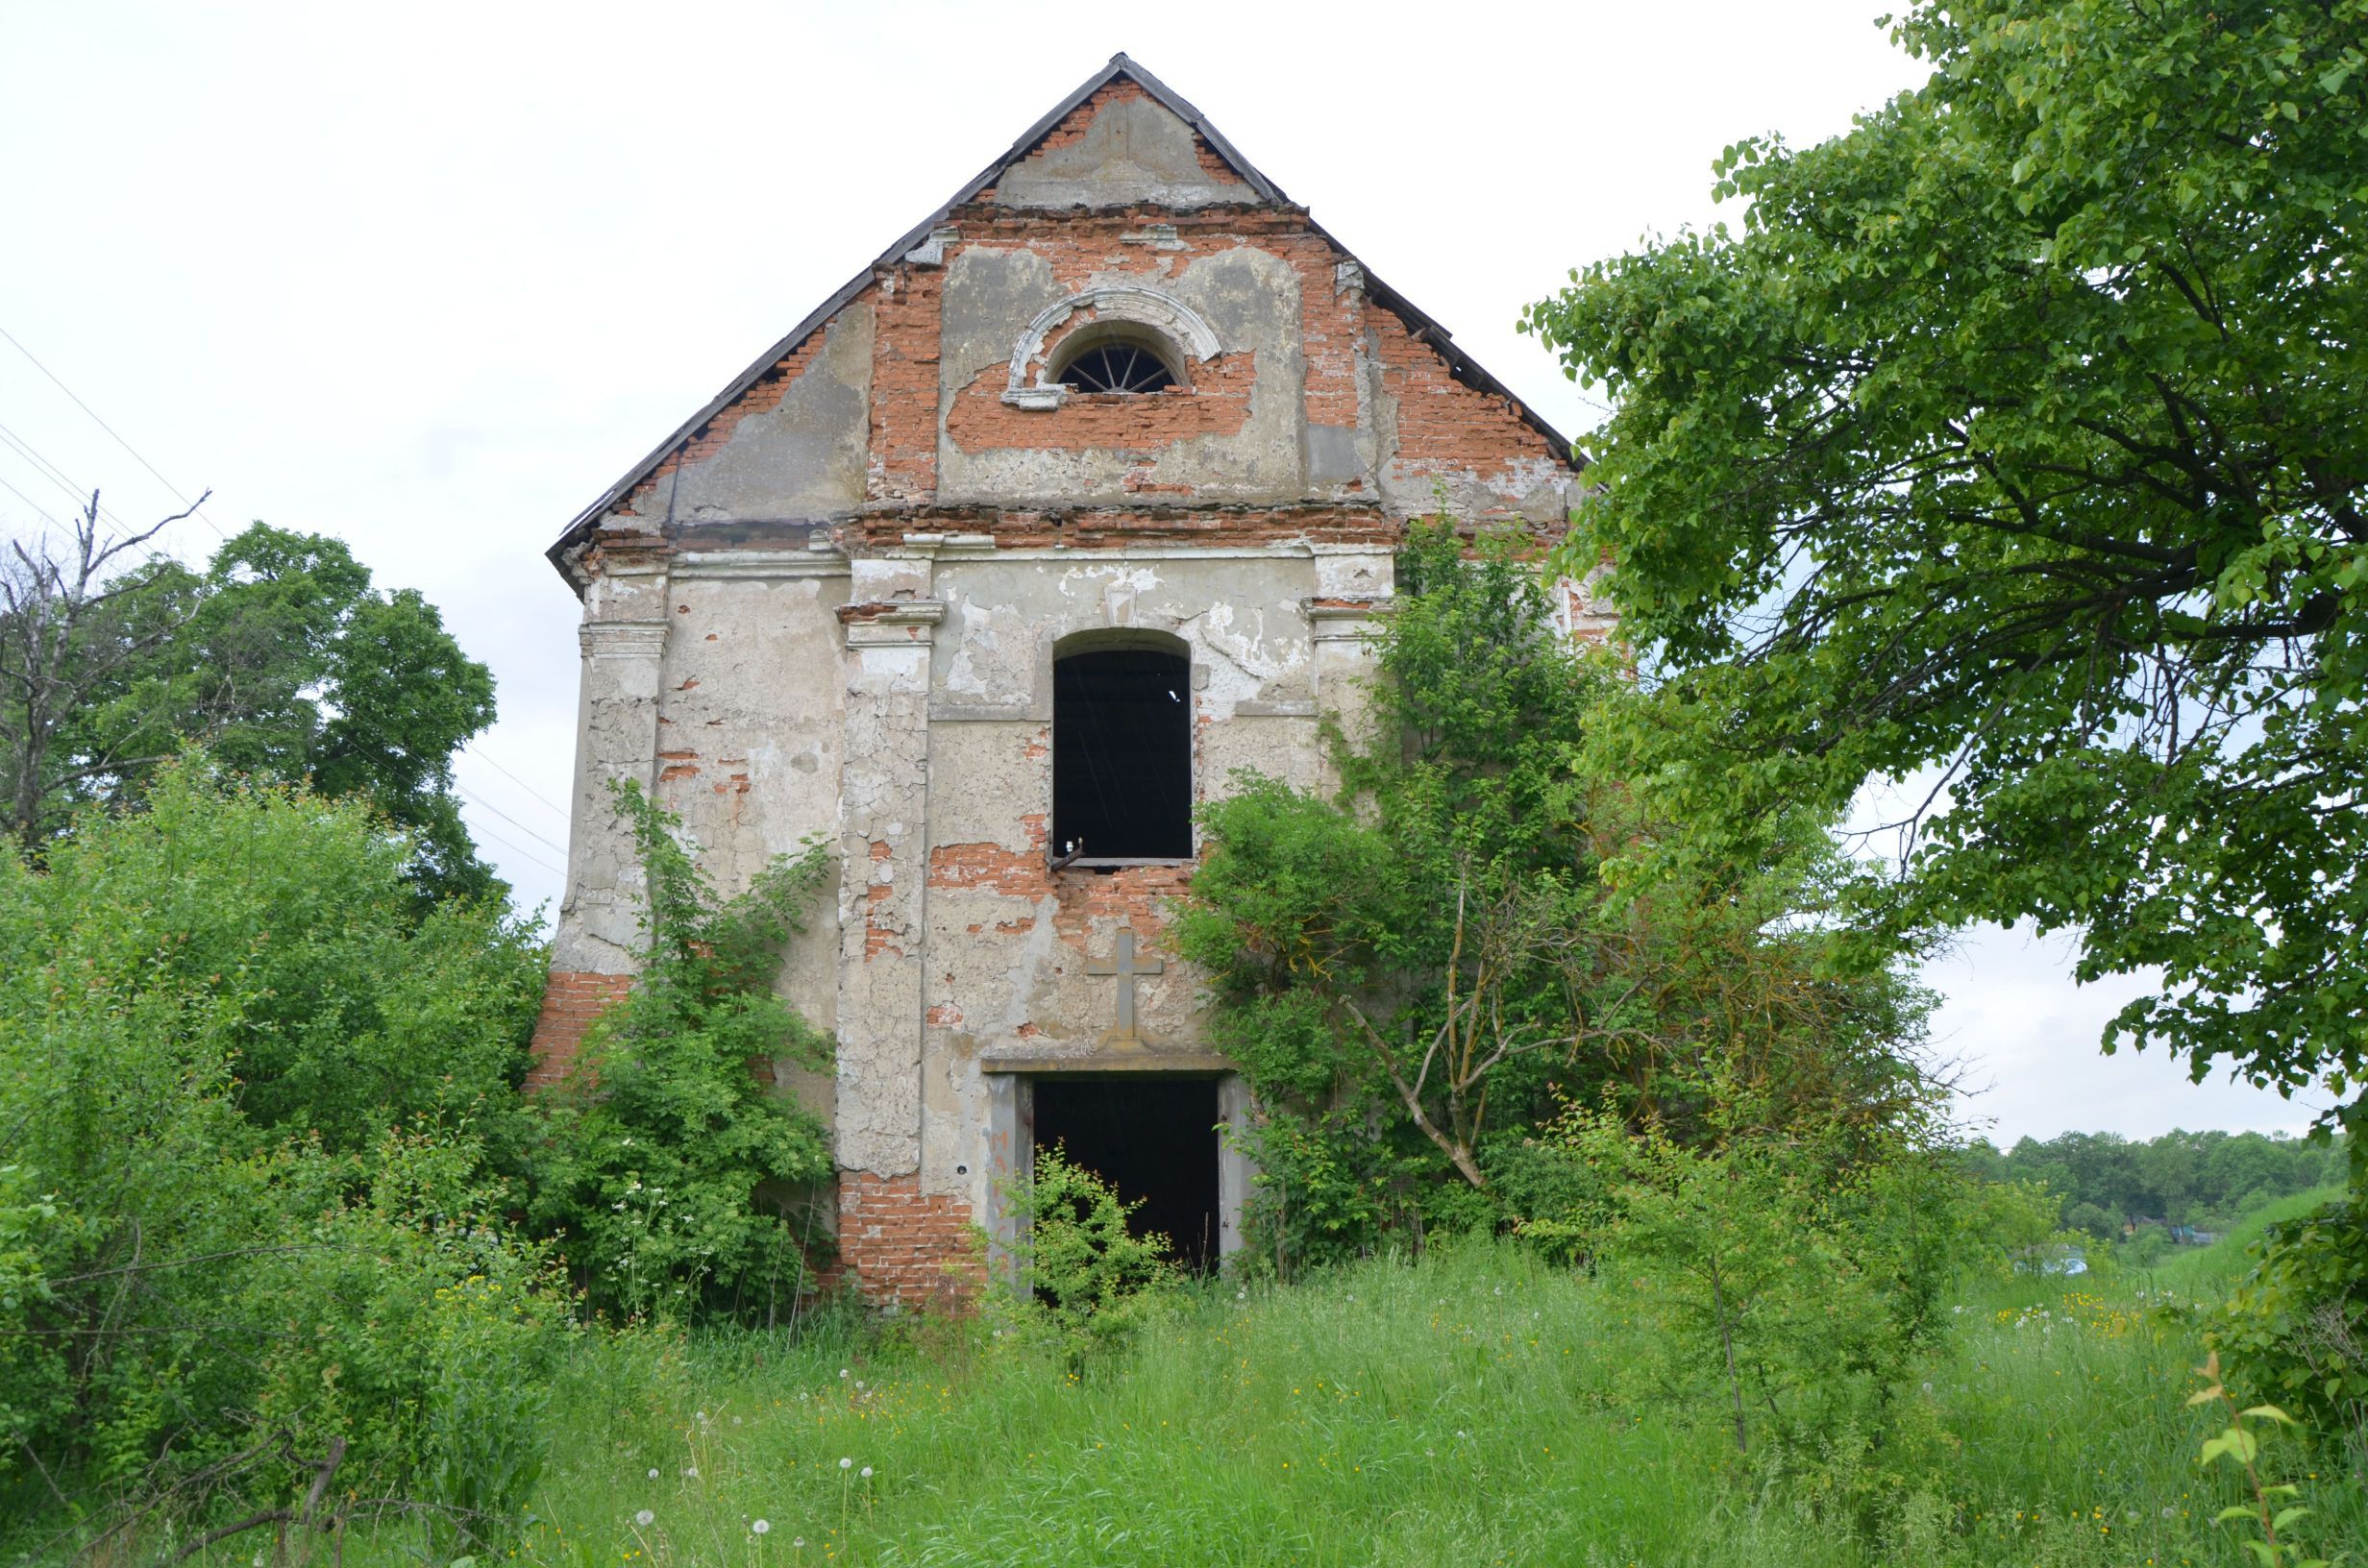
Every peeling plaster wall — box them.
[653,562,851,1120]
[994,85,1246,211]
[911,545,1388,1217]
[538,67,1591,1301]
[938,242,1308,505]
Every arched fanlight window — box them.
[1049,326,1185,395]
[1051,635,1193,862]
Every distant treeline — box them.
[1958,1130,2347,1240]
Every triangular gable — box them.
[551,53,1573,577]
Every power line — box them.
[0,423,95,509]
[463,742,572,821]
[0,321,226,538]
[464,816,566,878]
[454,778,569,858]
[0,420,146,546]
[0,472,65,532]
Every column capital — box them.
[579,620,670,659]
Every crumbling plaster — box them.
[538,62,1587,1298]
[994,91,1245,210]
[938,244,1309,505]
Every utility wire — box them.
[462,742,572,821]
[0,322,226,538]
[454,779,569,857]
[0,421,145,546]
[0,472,64,531]
[464,815,566,878]
[0,423,97,509]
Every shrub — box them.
[0,764,560,1544]
[2208,1198,2368,1448]
[530,781,835,1323]
[997,1146,1177,1360]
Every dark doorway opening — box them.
[1031,1076,1221,1272]
[1052,645,1192,861]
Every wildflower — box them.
[752,1520,771,1535]
[684,1466,699,1479]
[634,1509,655,1527]
[860,1466,873,1479]
[839,1368,850,1379]
[839,1457,852,1470]
[647,1468,659,1480]
[795,1539,805,1549]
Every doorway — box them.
[1030,1075,1221,1272]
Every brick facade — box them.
[525,970,634,1089]
[832,1172,983,1311]
[537,54,1585,1314]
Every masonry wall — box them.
[535,76,1584,1307]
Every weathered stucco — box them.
[994,89,1246,211]
[536,57,1585,1302]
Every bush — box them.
[251,1125,572,1555]
[2208,1198,2368,1448]
[530,781,836,1323]
[997,1146,1177,1360]
[0,764,560,1545]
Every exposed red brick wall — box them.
[834,1172,981,1310]
[867,265,943,503]
[1368,306,1565,470]
[527,970,635,1089]
[946,341,1258,454]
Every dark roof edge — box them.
[1309,217,1579,465]
[547,52,1575,588]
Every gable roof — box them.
[550,52,1578,574]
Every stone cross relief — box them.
[1086,927,1163,1043]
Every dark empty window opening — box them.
[1053,645,1192,862]
[1031,1076,1221,1273]
[1057,340,1181,394]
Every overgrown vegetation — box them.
[148,1230,2361,1567]
[531,781,837,1324]
[0,764,559,1556]
[1178,522,1940,1281]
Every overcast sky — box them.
[0,0,2326,1145]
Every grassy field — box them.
[206,1193,2365,1568]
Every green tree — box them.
[5,509,500,898]
[1521,0,2368,1145]
[1177,523,1936,1264]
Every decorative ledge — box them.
[578,621,669,658]
[837,600,946,647]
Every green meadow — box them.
[249,1192,2362,1568]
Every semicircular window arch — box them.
[1048,325,1187,395]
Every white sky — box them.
[0,0,2324,1143]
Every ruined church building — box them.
[531,56,1592,1304]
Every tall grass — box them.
[201,1229,2364,1568]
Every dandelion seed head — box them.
[839,1457,852,1469]
[634,1509,654,1527]
[752,1520,771,1535]
[860,1466,873,1479]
